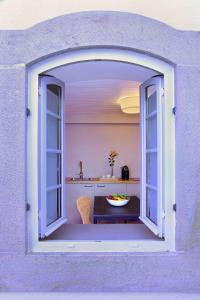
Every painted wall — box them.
[0,0,199,30]
[65,123,140,179]
[0,12,200,292]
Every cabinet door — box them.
[95,184,126,196]
[66,184,94,224]
[126,184,140,197]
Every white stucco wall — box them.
[0,11,200,292]
[0,0,199,30]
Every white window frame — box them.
[39,76,67,238]
[27,47,175,253]
[140,76,164,238]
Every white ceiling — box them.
[0,0,199,30]
[46,60,158,115]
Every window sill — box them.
[31,239,172,253]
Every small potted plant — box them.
[108,150,119,177]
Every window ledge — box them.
[31,239,173,253]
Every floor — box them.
[45,224,159,240]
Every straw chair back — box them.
[76,196,91,224]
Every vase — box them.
[110,165,114,177]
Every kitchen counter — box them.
[65,177,140,184]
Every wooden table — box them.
[93,196,140,224]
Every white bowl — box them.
[106,197,130,207]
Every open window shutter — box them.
[139,76,164,238]
[39,76,66,238]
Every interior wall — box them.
[65,123,140,179]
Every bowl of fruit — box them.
[106,194,130,207]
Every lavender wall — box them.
[0,11,200,292]
[65,123,140,179]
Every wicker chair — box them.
[76,196,92,224]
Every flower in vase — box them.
[108,150,119,167]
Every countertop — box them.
[65,177,140,184]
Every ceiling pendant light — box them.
[118,96,140,114]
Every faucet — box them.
[79,161,83,179]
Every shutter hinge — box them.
[173,203,176,211]
[26,203,30,211]
[172,106,176,115]
[162,210,165,219]
[161,88,165,96]
[26,108,31,117]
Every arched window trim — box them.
[27,47,175,253]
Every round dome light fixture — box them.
[118,96,140,114]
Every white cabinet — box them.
[126,183,140,197]
[95,183,126,196]
[66,184,94,224]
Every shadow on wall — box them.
[189,198,200,251]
